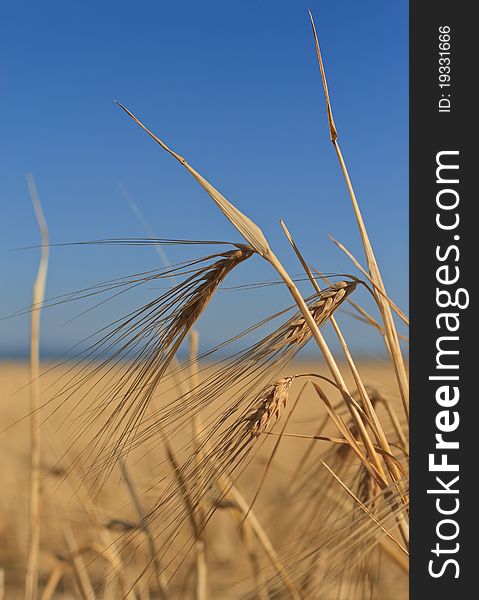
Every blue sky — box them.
[0,0,408,358]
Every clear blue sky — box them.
[0,0,408,358]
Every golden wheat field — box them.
[0,359,407,599]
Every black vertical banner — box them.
[410,2,475,598]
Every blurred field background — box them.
[0,359,407,599]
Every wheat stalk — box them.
[25,175,49,600]
[308,10,409,420]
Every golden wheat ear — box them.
[244,377,295,436]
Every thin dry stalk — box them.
[370,389,409,456]
[40,564,68,600]
[311,377,409,548]
[164,434,212,600]
[189,330,201,439]
[165,440,201,542]
[188,331,207,600]
[75,543,128,585]
[62,523,96,600]
[311,382,384,485]
[25,175,49,600]
[306,461,409,574]
[194,539,207,600]
[264,431,402,464]
[119,458,169,599]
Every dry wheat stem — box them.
[368,389,409,456]
[234,517,269,600]
[263,432,404,467]
[311,378,409,547]
[188,331,207,600]
[163,434,206,554]
[330,148,411,417]
[25,175,49,600]
[278,437,408,583]
[40,564,69,600]
[286,475,409,586]
[323,317,406,491]
[311,382,386,485]
[101,564,119,600]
